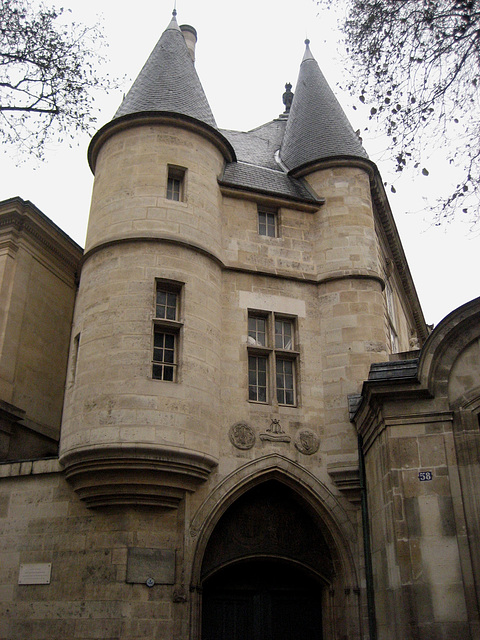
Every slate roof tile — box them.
[220,162,320,203]
[113,13,216,128]
[280,42,368,171]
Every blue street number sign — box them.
[418,471,433,481]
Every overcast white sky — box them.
[1,0,478,326]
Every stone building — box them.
[1,11,479,640]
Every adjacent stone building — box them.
[1,11,479,640]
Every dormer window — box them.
[167,166,186,201]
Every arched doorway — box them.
[200,480,332,640]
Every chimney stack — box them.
[180,24,197,63]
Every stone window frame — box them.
[166,165,187,202]
[247,311,299,406]
[258,206,278,238]
[152,280,184,382]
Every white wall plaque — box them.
[18,563,51,585]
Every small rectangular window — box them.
[152,281,183,381]
[258,209,277,237]
[167,166,186,201]
[153,329,176,381]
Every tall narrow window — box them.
[385,280,399,353]
[152,281,183,381]
[247,312,298,405]
[258,208,277,237]
[167,166,186,201]
[68,332,80,388]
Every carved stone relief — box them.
[229,420,320,454]
[259,418,291,443]
[294,429,320,455]
[229,422,256,449]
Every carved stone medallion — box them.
[295,429,320,455]
[229,422,256,450]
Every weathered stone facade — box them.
[0,11,479,640]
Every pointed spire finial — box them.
[302,38,314,62]
[167,5,180,30]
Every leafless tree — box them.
[317,0,480,224]
[0,0,114,159]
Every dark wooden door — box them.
[202,560,323,640]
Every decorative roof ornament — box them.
[302,38,314,62]
[167,6,180,31]
[282,83,294,114]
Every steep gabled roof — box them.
[113,11,216,127]
[280,41,368,172]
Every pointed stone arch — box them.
[188,454,361,640]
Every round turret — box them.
[59,14,233,507]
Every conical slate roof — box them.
[113,11,216,128]
[280,41,368,172]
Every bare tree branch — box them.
[316,0,480,225]
[0,0,117,160]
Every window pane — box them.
[165,333,175,349]
[153,330,176,381]
[258,211,276,237]
[152,364,164,379]
[275,319,293,349]
[156,290,177,320]
[276,358,294,405]
[167,177,181,201]
[164,348,175,363]
[248,355,267,402]
[248,316,266,346]
[266,212,276,237]
[163,366,174,381]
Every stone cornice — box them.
[353,376,435,453]
[0,197,83,278]
[218,184,323,212]
[88,112,236,174]
[369,171,428,343]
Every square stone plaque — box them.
[126,548,175,585]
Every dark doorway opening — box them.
[200,481,331,640]
[202,559,323,640]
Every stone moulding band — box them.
[59,444,218,509]
[81,235,386,290]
